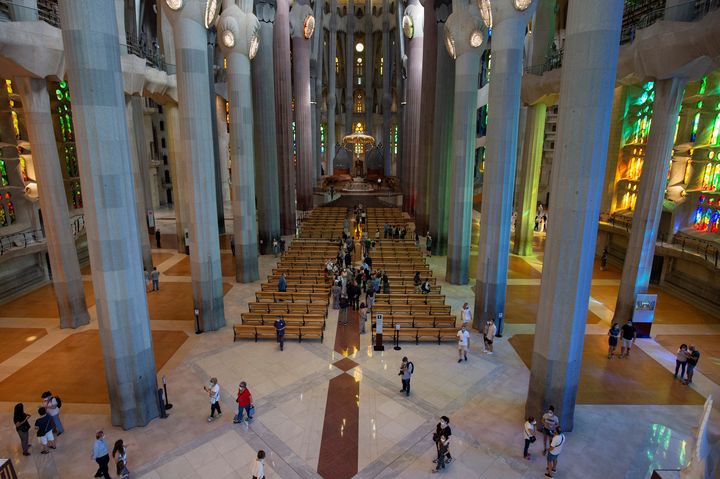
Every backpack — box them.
[407,362,414,375]
[54,396,62,408]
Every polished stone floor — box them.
[0,219,719,479]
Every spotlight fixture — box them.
[165,0,183,10]
[304,15,315,39]
[402,14,414,39]
[514,0,533,11]
[477,0,492,28]
[356,42,364,53]
[470,30,483,48]
[204,0,219,28]
[444,26,456,59]
[249,28,260,59]
[221,30,235,48]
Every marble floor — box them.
[1,224,719,479]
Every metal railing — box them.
[0,214,85,256]
[525,0,720,75]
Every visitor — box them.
[230,236,236,257]
[382,277,390,294]
[234,381,254,423]
[144,269,151,292]
[414,231,419,247]
[607,322,620,359]
[684,345,700,385]
[674,344,688,380]
[339,293,349,325]
[34,407,55,454]
[151,267,160,292]
[619,319,636,358]
[112,439,129,479]
[41,391,63,435]
[359,302,367,334]
[413,272,421,293]
[421,279,432,295]
[345,250,352,269]
[331,281,342,309]
[375,228,380,241]
[251,450,266,479]
[400,227,407,239]
[384,223,389,238]
[426,233,433,257]
[91,430,111,479]
[600,248,608,271]
[483,317,497,354]
[13,403,31,456]
[204,377,222,422]
[272,237,279,257]
[523,416,537,460]
[461,303,472,327]
[432,433,450,473]
[545,427,565,478]
[349,280,361,310]
[541,406,559,455]
[274,316,286,351]
[155,229,161,248]
[278,272,287,292]
[534,215,540,231]
[457,326,470,363]
[366,288,375,310]
[399,356,413,396]
[433,416,452,466]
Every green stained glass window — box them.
[0,159,8,186]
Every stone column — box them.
[274,0,296,233]
[512,102,546,256]
[163,0,226,331]
[59,0,159,428]
[445,4,485,284]
[130,96,155,231]
[601,86,628,213]
[253,0,281,253]
[401,0,424,213]
[15,77,90,329]
[125,96,154,271]
[381,0,392,175]
[215,95,231,206]
[415,0,436,233]
[428,0,453,256]
[310,0,324,180]
[290,1,316,211]
[8,0,37,21]
[328,0,338,172]
[526,0,624,430]
[364,0,374,133]
[474,1,536,334]
[613,78,686,322]
[207,30,226,235]
[218,2,261,282]
[346,2,355,136]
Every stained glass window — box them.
[7,201,14,224]
[0,159,8,186]
[0,206,6,227]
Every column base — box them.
[236,244,260,283]
[526,351,581,432]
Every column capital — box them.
[255,0,276,23]
[217,3,260,58]
[161,0,220,29]
[403,0,425,39]
[289,1,315,39]
[435,0,451,24]
[477,0,537,29]
[444,3,486,60]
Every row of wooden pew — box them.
[234,324,324,342]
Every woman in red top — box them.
[234,382,253,423]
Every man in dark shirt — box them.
[684,345,700,385]
[278,273,287,292]
[620,320,636,359]
[274,317,286,351]
[433,416,452,467]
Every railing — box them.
[0,214,85,256]
[0,459,18,479]
[525,0,720,75]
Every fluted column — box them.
[428,0,453,256]
[274,0,297,233]
[474,0,536,334]
[381,0,392,174]
[613,78,686,322]
[346,1,355,135]
[15,77,90,329]
[526,0,624,430]
[253,0,281,253]
[218,2,261,282]
[328,0,338,172]
[8,0,37,21]
[512,102,546,256]
[401,0,424,213]
[163,0,226,331]
[290,0,316,211]
[445,3,485,284]
[59,0,159,428]
[310,0,324,180]
[364,0,374,133]
[207,30,226,235]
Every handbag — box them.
[248,404,255,416]
[529,436,536,443]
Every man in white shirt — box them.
[460,303,472,327]
[545,427,565,478]
[484,317,497,354]
[204,378,222,422]
[457,326,470,363]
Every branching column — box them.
[346,1,355,135]
[328,0,338,172]
[526,0,624,430]
[613,78,686,322]
[474,1,536,333]
[381,0,392,174]
[59,0,159,428]
[15,77,90,329]
[163,0,226,330]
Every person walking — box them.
[460,303,472,328]
[483,317,497,354]
[684,345,700,385]
[359,302,368,334]
[251,450,266,479]
[34,407,55,454]
[399,357,414,396]
[274,317,287,351]
[426,233,433,257]
[13,403,31,456]
[151,267,160,292]
[457,326,470,363]
[234,382,254,423]
[541,405,559,456]
[41,391,63,435]
[421,279,432,295]
[339,293,349,325]
[112,439,129,479]
[432,432,450,473]
[230,236,236,257]
[674,344,689,380]
[144,269,151,292]
[523,416,537,460]
[91,430,111,479]
[155,229,161,248]
[619,319,636,358]
[204,378,222,422]
[278,272,287,292]
[545,427,565,478]
[432,416,452,466]
[607,322,621,359]
[600,248,608,271]
[272,237,279,257]
[331,281,342,309]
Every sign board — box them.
[147,210,155,228]
[632,294,657,324]
[376,314,383,334]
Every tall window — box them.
[354,90,365,113]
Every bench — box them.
[374,294,446,305]
[255,292,329,304]
[249,302,328,316]
[233,324,324,343]
[371,327,461,344]
[241,312,326,329]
